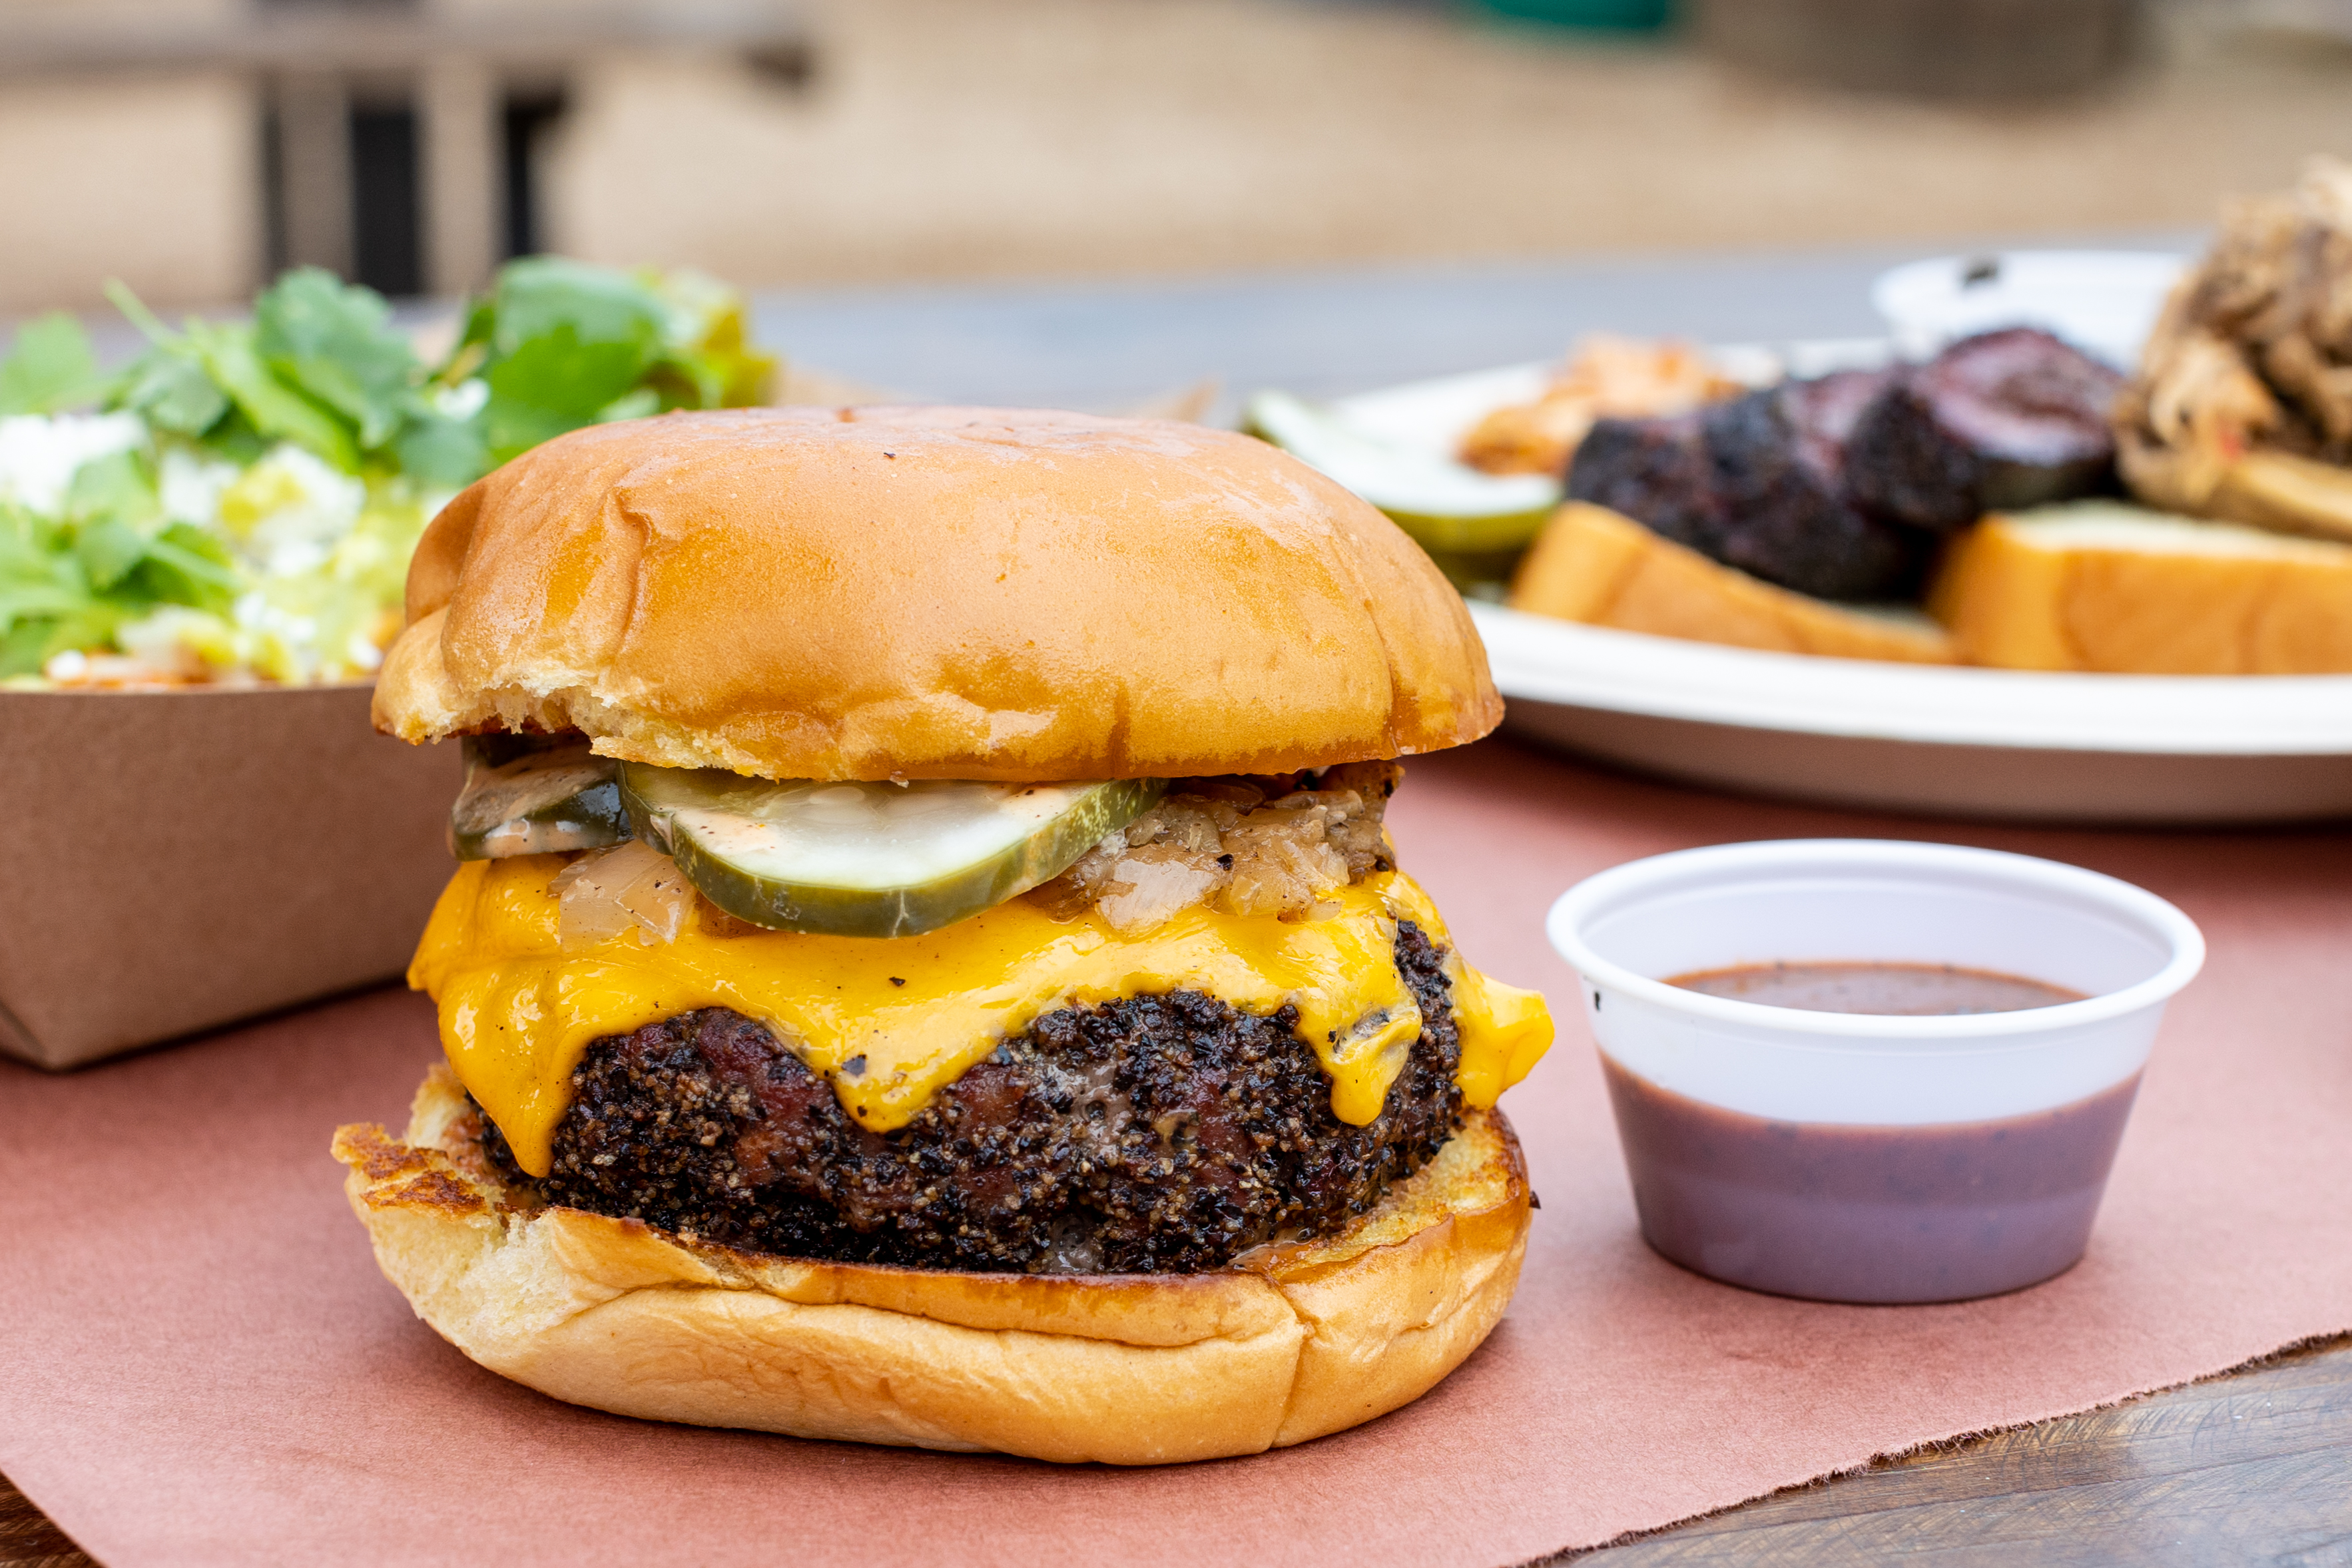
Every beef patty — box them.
[475,921,1464,1274]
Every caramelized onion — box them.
[1029,762,1400,934]
[551,841,691,949]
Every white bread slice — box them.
[2213,451,2352,544]
[1506,501,1956,664]
[1928,501,2352,673]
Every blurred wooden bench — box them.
[0,1,810,296]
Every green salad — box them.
[0,259,775,686]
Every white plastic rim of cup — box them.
[1871,250,2187,371]
[1544,838,2205,1126]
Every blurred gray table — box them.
[749,235,2199,417]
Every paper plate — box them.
[1469,603,2352,824]
[1315,338,1889,508]
[1297,321,2349,824]
[1871,250,2187,370]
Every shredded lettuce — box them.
[0,260,777,684]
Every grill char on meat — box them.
[1572,368,1926,600]
[1845,328,2124,533]
[476,921,1465,1275]
[1566,411,1724,555]
[1565,329,2122,600]
[1697,370,1930,600]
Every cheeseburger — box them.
[334,406,1552,1465]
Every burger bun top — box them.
[372,406,1500,781]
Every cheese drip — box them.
[410,857,1553,1177]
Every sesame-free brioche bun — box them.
[372,407,1501,781]
[334,1065,1531,1465]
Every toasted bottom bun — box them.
[332,1065,1532,1465]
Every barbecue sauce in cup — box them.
[1552,840,2204,1308]
[1673,960,2082,1017]
[1608,961,2136,1304]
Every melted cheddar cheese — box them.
[410,857,1553,1176]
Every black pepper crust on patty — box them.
[475,921,1464,1274]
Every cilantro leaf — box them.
[414,260,774,483]
[254,268,420,451]
[137,523,239,612]
[0,502,112,676]
[118,348,231,435]
[0,313,106,415]
[184,319,360,473]
[0,536,93,623]
[198,409,269,468]
[0,579,94,622]
[63,451,165,593]
[103,280,174,346]
[481,326,646,463]
[0,451,236,658]
[75,517,149,591]
[101,283,236,437]
[435,295,497,385]
[491,258,666,362]
[65,449,162,531]
[393,407,493,488]
[0,604,124,678]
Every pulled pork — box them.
[2117,156,2352,539]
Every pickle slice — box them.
[1245,390,1560,554]
[1244,391,1562,593]
[448,736,629,860]
[619,766,1165,937]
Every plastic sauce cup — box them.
[1546,840,2204,1304]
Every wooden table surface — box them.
[1565,1336,2352,1563]
[17,245,2346,1564]
[8,1335,2345,1565]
